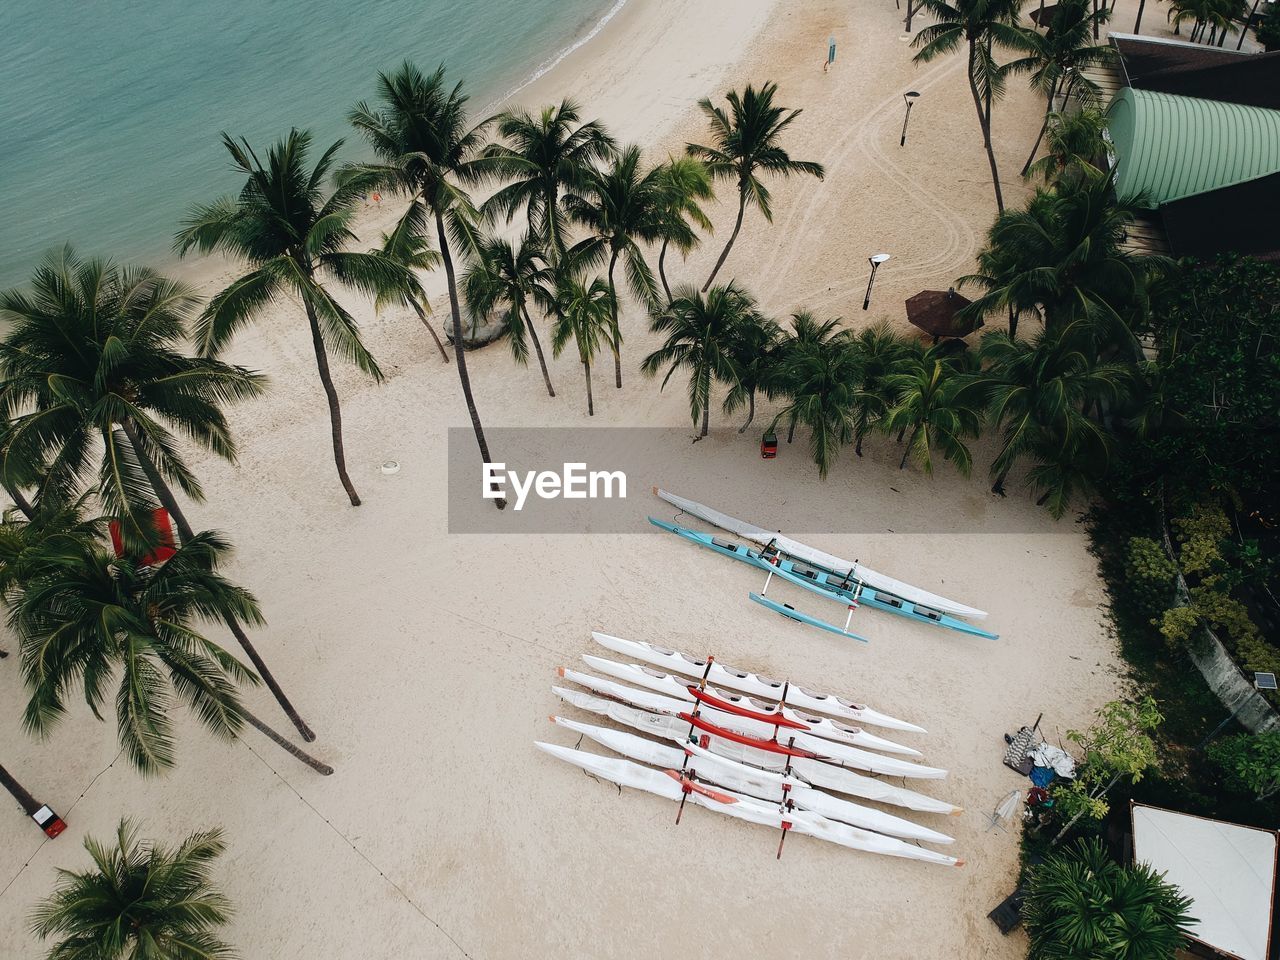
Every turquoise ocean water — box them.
[0,0,622,288]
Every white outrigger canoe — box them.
[553,686,961,814]
[593,632,926,734]
[654,487,988,622]
[581,655,920,757]
[558,667,948,780]
[536,742,962,867]
[551,716,954,845]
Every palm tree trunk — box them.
[298,302,361,507]
[703,191,748,292]
[1134,0,1148,32]
[1021,86,1058,176]
[522,306,556,397]
[1036,0,1046,26]
[606,249,623,389]
[700,389,710,438]
[658,240,673,303]
[899,426,919,469]
[409,299,451,363]
[120,419,317,744]
[991,464,1011,496]
[1009,305,1019,339]
[436,210,506,510]
[4,484,34,520]
[239,707,333,775]
[787,416,796,444]
[582,360,595,416]
[969,39,1005,213]
[1238,0,1262,47]
[0,762,41,816]
[738,392,755,433]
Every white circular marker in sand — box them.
[380,460,401,475]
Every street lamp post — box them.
[900,91,921,147]
[862,253,891,311]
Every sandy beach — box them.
[0,0,1196,955]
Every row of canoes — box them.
[537,632,964,867]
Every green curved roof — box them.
[1106,87,1280,208]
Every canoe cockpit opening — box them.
[641,666,665,678]
[759,677,783,689]
[728,669,750,679]
[711,537,737,550]
[916,606,943,621]
[653,645,677,656]
[881,595,905,609]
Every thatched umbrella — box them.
[905,288,982,344]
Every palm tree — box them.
[374,221,450,363]
[0,761,45,817]
[653,156,715,303]
[0,496,100,601]
[31,819,237,960]
[1020,0,1113,175]
[770,311,850,444]
[176,131,406,508]
[882,347,982,473]
[686,82,825,290]
[850,321,911,456]
[974,325,1128,502]
[913,0,1036,212]
[564,145,667,388]
[641,284,756,438]
[0,250,315,743]
[764,334,864,478]
[344,62,506,509]
[1026,107,1110,184]
[960,171,1167,350]
[482,99,616,260]
[1023,837,1195,960]
[463,235,557,396]
[723,311,782,433]
[12,531,332,775]
[550,273,614,416]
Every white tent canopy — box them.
[1131,803,1278,960]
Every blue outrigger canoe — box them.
[649,517,998,641]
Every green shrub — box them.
[1208,731,1280,800]
[1124,536,1177,622]
[1023,837,1195,960]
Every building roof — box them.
[1131,803,1279,960]
[1106,87,1280,207]
[1161,171,1280,262]
[1111,33,1280,111]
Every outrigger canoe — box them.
[650,517,998,641]
[592,632,927,734]
[653,487,990,622]
[749,591,869,642]
[550,716,954,844]
[557,666,947,779]
[553,685,961,814]
[580,654,920,757]
[536,742,962,867]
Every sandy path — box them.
[0,0,1196,956]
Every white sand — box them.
[1,0,1194,954]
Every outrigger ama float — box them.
[649,487,997,641]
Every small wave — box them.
[482,0,629,111]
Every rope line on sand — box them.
[240,738,475,960]
[0,747,124,902]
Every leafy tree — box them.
[686,82,824,289]
[882,347,982,473]
[1256,10,1280,49]
[1023,837,1194,960]
[913,0,1035,212]
[463,234,557,397]
[176,130,406,507]
[482,99,616,259]
[769,311,849,444]
[642,284,756,438]
[550,273,614,416]
[849,321,911,456]
[1050,697,1162,844]
[1020,0,1113,175]
[764,332,864,478]
[1208,731,1280,800]
[12,532,331,775]
[31,819,237,960]
[653,156,715,303]
[373,221,450,363]
[565,145,667,387]
[344,62,507,508]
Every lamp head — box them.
[869,253,891,265]
[905,91,921,100]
